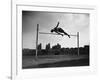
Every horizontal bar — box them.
[39,32,60,35]
[39,32,77,36]
[70,35,77,36]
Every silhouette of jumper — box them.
[51,22,70,38]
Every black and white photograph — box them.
[22,11,90,69]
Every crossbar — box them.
[39,32,61,35]
[39,32,77,36]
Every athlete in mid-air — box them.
[51,22,70,38]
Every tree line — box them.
[22,43,89,56]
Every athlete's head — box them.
[51,29,54,32]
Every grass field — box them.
[22,55,89,69]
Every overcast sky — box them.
[22,11,89,49]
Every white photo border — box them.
[11,2,97,80]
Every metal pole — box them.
[77,32,79,56]
[36,24,39,57]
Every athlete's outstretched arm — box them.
[55,22,60,28]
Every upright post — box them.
[36,24,39,57]
[77,32,79,56]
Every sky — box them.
[22,11,90,49]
